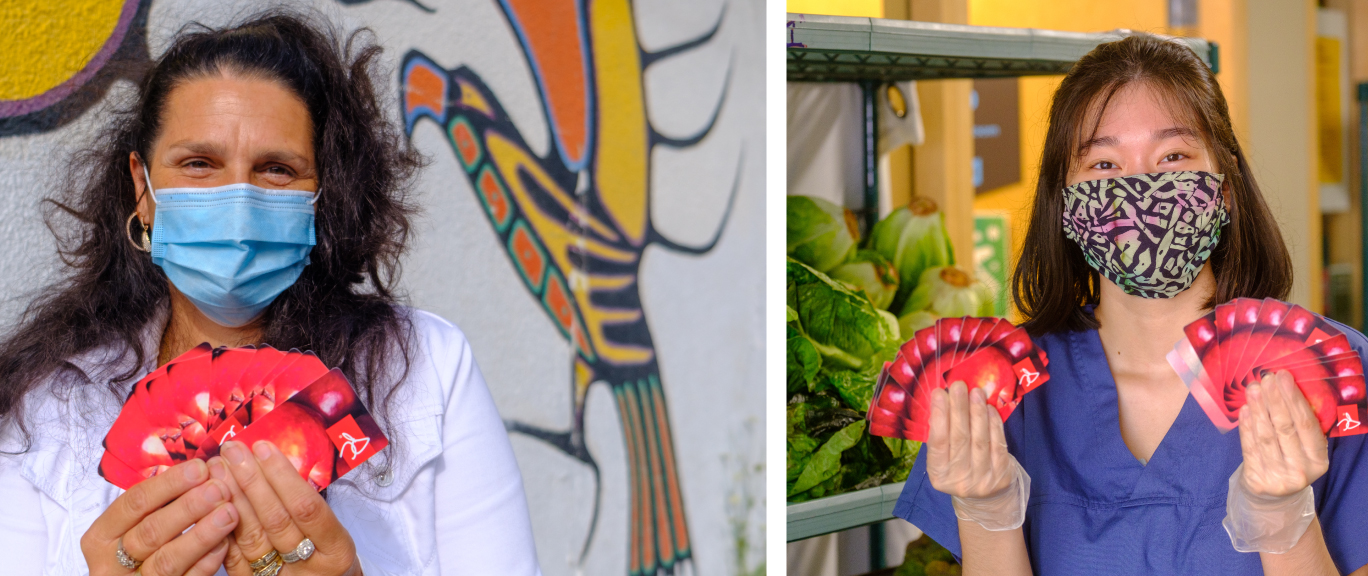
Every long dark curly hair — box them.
[0,10,423,451]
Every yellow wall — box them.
[785,0,882,17]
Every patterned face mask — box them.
[1062,170,1229,298]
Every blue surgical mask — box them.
[142,164,317,327]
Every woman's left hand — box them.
[1237,370,1330,498]
[209,440,360,576]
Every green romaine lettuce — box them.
[788,195,858,272]
[829,250,900,310]
[788,258,899,371]
[788,419,865,496]
[871,197,955,313]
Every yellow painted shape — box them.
[573,356,594,407]
[0,0,127,101]
[785,0,881,18]
[589,0,650,246]
[588,273,636,291]
[455,77,496,118]
[486,133,654,365]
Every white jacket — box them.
[0,308,542,576]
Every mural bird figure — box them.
[400,0,735,573]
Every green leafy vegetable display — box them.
[788,258,898,372]
[829,250,900,310]
[787,257,918,503]
[785,194,1001,504]
[788,195,858,273]
[901,266,994,318]
[871,197,955,313]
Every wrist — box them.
[950,457,1031,532]
[1223,464,1316,554]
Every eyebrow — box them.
[165,140,227,158]
[164,140,310,165]
[1078,126,1201,154]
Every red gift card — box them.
[868,317,1048,442]
[329,414,381,469]
[1175,299,1366,436]
[229,369,387,490]
[1331,405,1366,437]
[100,344,374,490]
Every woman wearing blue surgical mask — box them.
[892,35,1368,575]
[0,11,540,576]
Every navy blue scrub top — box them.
[894,316,1368,575]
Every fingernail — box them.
[222,441,247,465]
[253,441,273,460]
[208,457,227,480]
[202,481,223,504]
[184,460,207,481]
[212,505,236,528]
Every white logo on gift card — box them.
[1019,369,1039,386]
[1339,412,1361,432]
[220,425,238,443]
[340,432,370,459]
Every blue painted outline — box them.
[495,0,596,173]
[401,54,449,133]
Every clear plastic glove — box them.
[1224,372,1329,554]
[926,382,1030,531]
[1223,463,1315,553]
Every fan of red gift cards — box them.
[866,317,1050,442]
[99,343,388,491]
[1168,297,1368,437]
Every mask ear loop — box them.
[307,189,320,206]
[126,156,158,253]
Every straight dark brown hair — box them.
[1013,33,1292,336]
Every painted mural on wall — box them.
[400,1,735,574]
[0,0,150,136]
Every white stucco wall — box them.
[0,1,765,574]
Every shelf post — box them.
[862,79,880,235]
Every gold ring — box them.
[249,549,280,571]
[253,554,284,576]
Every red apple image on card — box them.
[1173,298,1368,436]
[868,317,1049,443]
[230,369,387,490]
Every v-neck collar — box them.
[1070,326,1236,503]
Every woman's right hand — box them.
[80,459,240,576]
[925,381,1015,500]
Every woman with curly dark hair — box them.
[0,11,540,576]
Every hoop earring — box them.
[126,211,151,253]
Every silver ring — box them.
[249,550,280,571]
[281,537,315,563]
[116,537,143,570]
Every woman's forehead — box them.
[157,74,313,157]
[1077,82,1205,150]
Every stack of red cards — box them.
[1169,297,1367,437]
[100,344,388,491]
[867,317,1050,442]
